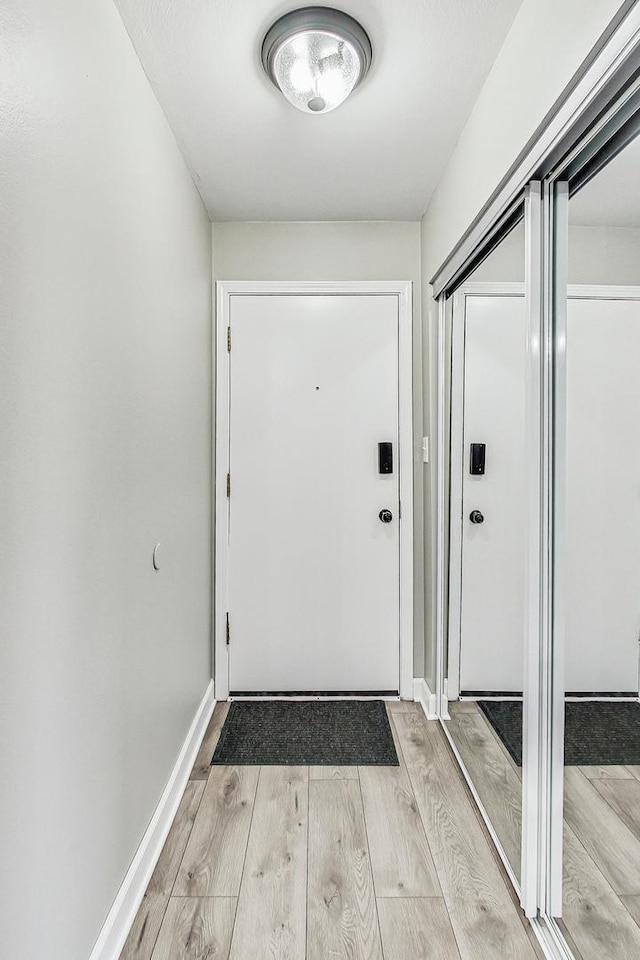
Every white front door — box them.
[453,287,640,696]
[226,293,401,693]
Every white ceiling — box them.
[114,0,523,221]
[570,134,640,228]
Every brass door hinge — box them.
[227,326,231,352]
[226,612,230,645]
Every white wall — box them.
[469,223,640,285]
[419,0,628,689]
[0,2,212,959]
[213,221,425,673]
[421,0,625,278]
[568,225,640,284]
[213,221,421,285]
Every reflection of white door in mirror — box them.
[451,286,640,697]
[564,290,640,694]
[456,290,527,695]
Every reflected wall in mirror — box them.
[444,220,525,882]
[556,131,640,960]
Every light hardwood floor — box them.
[120,701,540,960]
[446,701,640,960]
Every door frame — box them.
[213,280,414,701]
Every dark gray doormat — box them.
[211,699,399,766]
[478,699,640,767]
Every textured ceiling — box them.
[113,0,524,221]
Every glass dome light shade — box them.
[273,31,360,114]
[262,8,372,115]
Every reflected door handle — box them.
[379,509,393,523]
[469,510,484,524]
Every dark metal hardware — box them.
[378,442,393,474]
[470,443,486,475]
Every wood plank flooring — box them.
[561,825,640,960]
[120,701,537,960]
[443,704,522,877]
[446,700,640,960]
[229,765,307,960]
[394,709,536,960]
[173,764,260,897]
[308,778,383,960]
[151,898,236,960]
[377,898,462,960]
[120,780,205,960]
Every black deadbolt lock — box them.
[469,510,484,524]
[379,509,393,523]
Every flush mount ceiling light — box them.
[261,7,373,114]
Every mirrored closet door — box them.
[435,28,640,954]
[443,220,527,886]
[550,124,640,960]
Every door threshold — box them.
[229,690,400,700]
[460,691,523,701]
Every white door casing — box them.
[449,283,640,697]
[214,282,413,699]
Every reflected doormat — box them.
[478,699,640,767]
[211,699,398,766]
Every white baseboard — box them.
[413,677,438,720]
[88,679,216,960]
